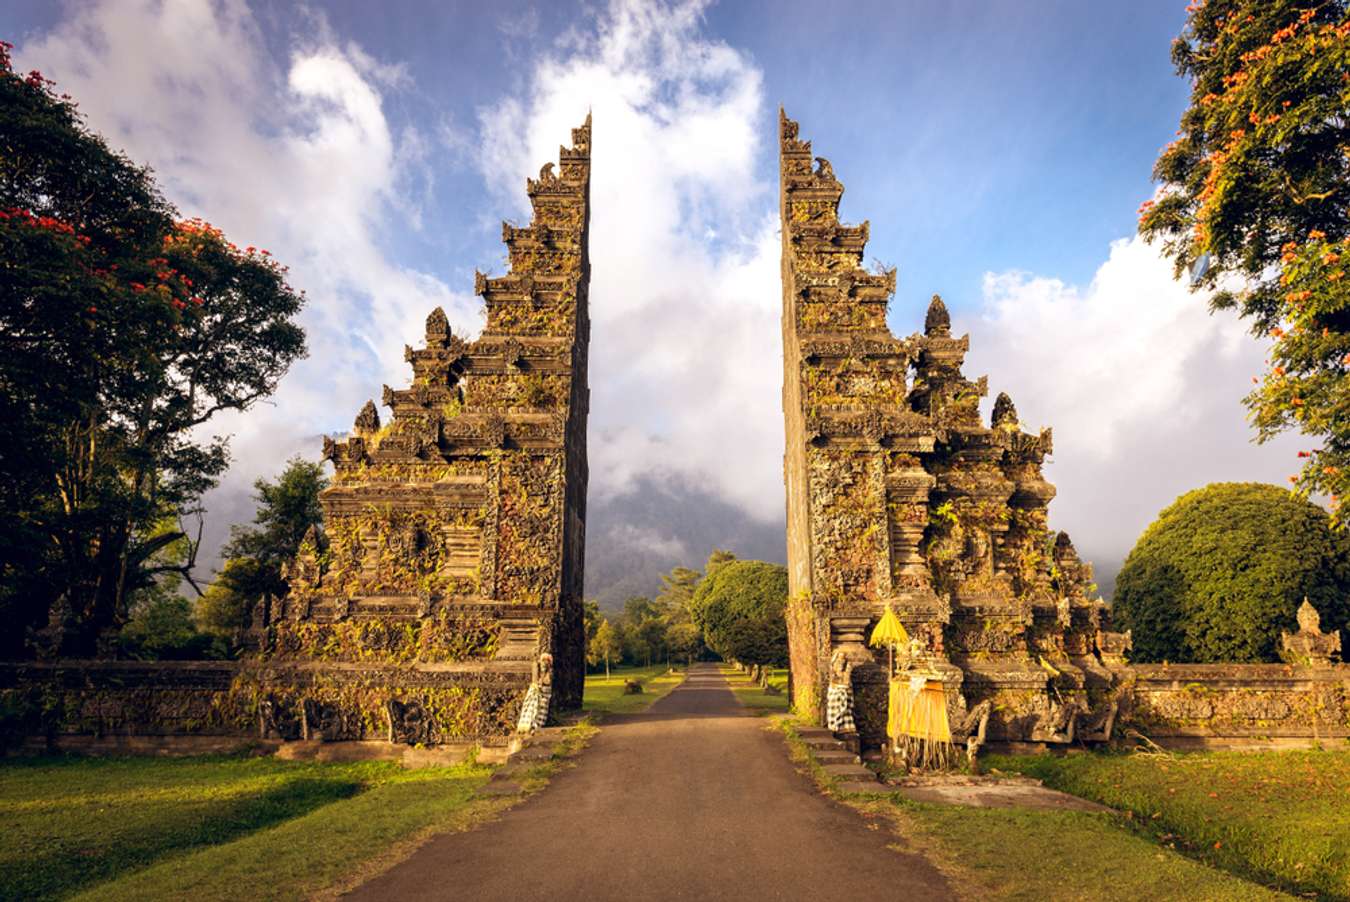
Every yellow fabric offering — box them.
[869,604,909,648]
[887,675,951,743]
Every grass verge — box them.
[773,718,1290,901]
[989,748,1350,899]
[0,754,402,901]
[720,665,789,713]
[582,665,685,716]
[3,720,600,902]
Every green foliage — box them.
[119,594,224,661]
[1113,482,1350,662]
[588,618,622,675]
[690,560,788,667]
[0,47,307,656]
[222,458,327,567]
[1139,2,1350,523]
[992,749,1350,899]
[204,458,328,645]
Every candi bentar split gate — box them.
[1,112,1346,760]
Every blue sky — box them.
[3,1,1299,593]
[6,0,1189,315]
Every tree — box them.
[117,519,223,660]
[198,458,327,647]
[1112,482,1350,663]
[0,44,307,655]
[690,560,788,677]
[705,549,737,577]
[590,618,621,678]
[666,620,702,667]
[1139,3,1350,522]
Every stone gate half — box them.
[783,108,1160,748]
[248,114,594,741]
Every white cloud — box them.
[604,523,689,559]
[15,0,481,574]
[18,0,1305,596]
[476,0,785,520]
[961,235,1304,573]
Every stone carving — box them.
[1281,599,1343,666]
[353,400,380,435]
[386,698,434,745]
[825,648,857,733]
[516,651,554,733]
[255,115,594,744]
[779,110,1132,754]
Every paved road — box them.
[347,663,952,901]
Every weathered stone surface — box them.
[778,109,1127,749]
[777,109,1350,754]
[240,114,594,743]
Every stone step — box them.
[836,781,892,796]
[822,763,877,781]
[797,726,834,740]
[803,736,846,751]
[813,749,861,766]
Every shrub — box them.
[690,560,788,667]
[1112,482,1350,662]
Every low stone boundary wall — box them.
[1122,663,1350,748]
[0,659,533,754]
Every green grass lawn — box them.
[0,754,495,901]
[989,748,1350,899]
[720,665,789,712]
[582,665,685,715]
[776,719,1291,901]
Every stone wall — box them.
[0,659,532,753]
[1122,663,1350,748]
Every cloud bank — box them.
[962,236,1301,587]
[14,0,1308,601]
[15,0,480,563]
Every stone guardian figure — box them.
[825,649,857,733]
[517,652,554,733]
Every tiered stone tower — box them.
[250,116,592,744]
[779,109,1128,748]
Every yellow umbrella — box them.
[869,604,910,675]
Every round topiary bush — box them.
[1112,482,1350,663]
[689,560,788,667]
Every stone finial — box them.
[1281,598,1341,666]
[425,306,449,339]
[1297,598,1321,633]
[925,294,951,337]
[992,392,1019,429]
[1053,531,1077,563]
[354,400,380,435]
[814,157,835,180]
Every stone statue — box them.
[517,652,555,733]
[1280,598,1342,666]
[825,649,857,733]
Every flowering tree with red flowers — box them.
[0,41,306,656]
[1139,1,1350,523]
